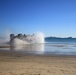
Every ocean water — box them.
[0,38,76,55]
[45,38,76,55]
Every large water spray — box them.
[10,32,45,46]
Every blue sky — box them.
[0,0,76,37]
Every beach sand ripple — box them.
[0,51,76,75]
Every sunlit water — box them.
[0,38,76,55]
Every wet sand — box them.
[0,51,76,75]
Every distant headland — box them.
[45,36,76,39]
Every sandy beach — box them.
[0,51,76,75]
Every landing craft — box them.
[10,32,44,46]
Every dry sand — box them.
[0,51,76,75]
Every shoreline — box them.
[0,49,76,57]
[0,49,76,56]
